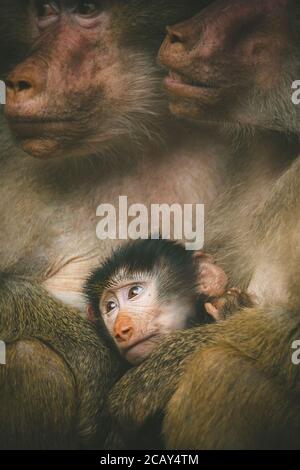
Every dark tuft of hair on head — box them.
[85,238,198,318]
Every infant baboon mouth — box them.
[124,333,159,353]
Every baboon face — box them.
[159,0,297,129]
[3,0,204,160]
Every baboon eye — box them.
[128,286,143,300]
[36,1,59,18]
[106,300,117,313]
[75,1,100,16]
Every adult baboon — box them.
[108,0,300,450]
[0,0,225,449]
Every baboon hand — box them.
[205,288,255,321]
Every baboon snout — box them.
[114,315,134,343]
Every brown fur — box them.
[0,0,227,449]
[109,307,300,449]
[0,274,123,449]
[107,0,300,450]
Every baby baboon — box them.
[0,0,223,449]
[85,239,252,365]
[107,0,300,450]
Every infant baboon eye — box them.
[106,300,117,313]
[35,1,59,18]
[75,1,100,16]
[128,286,143,300]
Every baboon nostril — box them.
[5,79,32,93]
[167,26,184,44]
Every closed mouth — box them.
[167,70,217,89]
[7,116,76,123]
[123,333,158,354]
[164,70,220,98]
[7,118,77,138]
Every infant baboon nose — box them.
[114,317,134,343]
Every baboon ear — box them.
[87,304,97,322]
[193,251,215,265]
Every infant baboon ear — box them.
[193,251,229,299]
[87,304,97,323]
[193,252,254,321]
